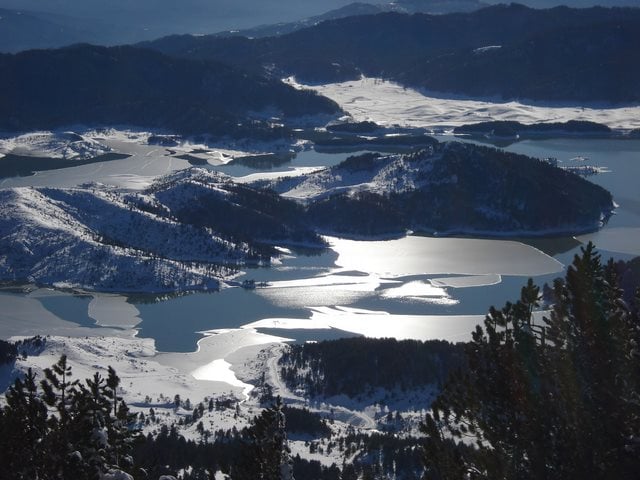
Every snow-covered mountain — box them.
[0,143,616,290]
[262,142,615,236]
[0,168,321,292]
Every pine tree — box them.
[422,243,640,480]
[0,357,139,480]
[0,368,49,478]
[40,354,83,479]
[235,396,295,480]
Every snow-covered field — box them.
[0,327,427,470]
[0,334,272,441]
[288,77,640,130]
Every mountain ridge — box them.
[262,143,615,236]
[141,4,640,103]
[0,43,341,136]
[0,168,323,292]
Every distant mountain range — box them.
[0,44,340,135]
[142,4,640,103]
[214,1,487,39]
[0,9,89,52]
[0,0,487,52]
[7,1,635,52]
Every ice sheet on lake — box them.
[158,328,291,397]
[191,359,254,398]
[262,273,396,290]
[328,236,563,277]
[256,284,375,308]
[0,291,127,338]
[244,306,483,342]
[430,274,502,288]
[577,227,640,256]
[0,128,259,190]
[379,280,458,305]
[88,295,142,329]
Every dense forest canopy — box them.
[142,4,640,102]
[0,44,340,135]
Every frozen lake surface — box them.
[1,130,639,354]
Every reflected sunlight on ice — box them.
[262,273,395,290]
[430,274,502,288]
[256,285,374,308]
[192,359,254,399]
[243,306,483,342]
[380,280,458,305]
[328,236,563,277]
[313,306,482,341]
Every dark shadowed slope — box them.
[0,44,340,136]
[142,4,640,102]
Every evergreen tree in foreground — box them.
[422,243,640,479]
[0,356,139,480]
[235,396,295,480]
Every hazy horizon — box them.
[1,0,639,49]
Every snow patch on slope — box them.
[0,131,111,160]
[0,169,269,292]
[264,149,442,201]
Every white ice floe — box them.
[380,280,459,305]
[430,273,503,288]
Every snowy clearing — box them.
[288,77,640,130]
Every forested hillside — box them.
[0,44,340,135]
[279,338,465,397]
[268,142,614,236]
[141,4,640,102]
